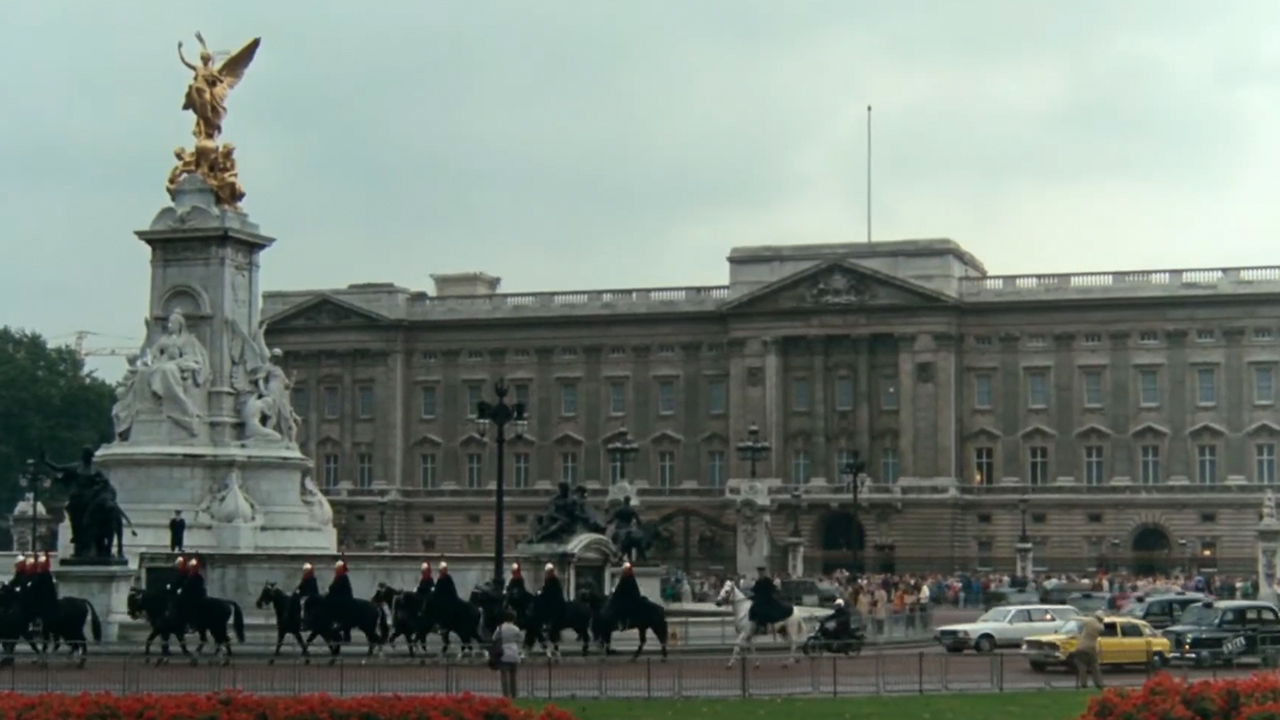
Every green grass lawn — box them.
[523,692,1098,720]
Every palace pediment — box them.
[722,259,958,314]
[266,294,390,328]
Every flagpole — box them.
[866,104,872,243]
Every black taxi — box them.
[1162,600,1280,667]
[1120,591,1209,630]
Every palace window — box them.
[1256,366,1276,405]
[1256,328,1275,342]
[974,373,993,409]
[657,381,676,415]
[514,383,530,407]
[880,448,900,484]
[466,453,483,489]
[292,387,310,415]
[836,449,857,479]
[1082,333,1103,345]
[1138,331,1159,344]
[608,346,626,358]
[465,383,482,418]
[1196,444,1218,485]
[835,376,855,411]
[466,350,485,362]
[1083,446,1104,486]
[708,379,727,415]
[791,450,811,485]
[1082,370,1104,408]
[791,378,811,412]
[420,386,438,419]
[1196,368,1218,406]
[1028,446,1050,486]
[657,451,676,488]
[513,453,531,489]
[609,454,624,484]
[1026,371,1049,409]
[322,386,340,419]
[707,450,725,487]
[1140,445,1161,484]
[1196,330,1216,343]
[357,453,373,488]
[1138,370,1160,407]
[419,453,437,489]
[322,454,340,488]
[879,378,899,410]
[560,383,578,416]
[973,447,994,485]
[609,381,627,415]
[357,386,375,418]
[560,452,579,484]
[1257,444,1277,484]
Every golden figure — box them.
[177,33,260,142]
[168,34,260,210]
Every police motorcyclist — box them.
[823,598,852,637]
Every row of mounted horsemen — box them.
[0,551,864,669]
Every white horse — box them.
[714,580,806,668]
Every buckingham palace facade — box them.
[261,239,1280,576]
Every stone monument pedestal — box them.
[1014,541,1034,580]
[784,537,805,578]
[1257,515,1280,605]
[54,562,136,643]
[517,532,615,599]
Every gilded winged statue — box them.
[178,33,260,141]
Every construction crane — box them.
[58,331,141,359]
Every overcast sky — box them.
[2,1,1278,378]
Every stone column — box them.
[810,336,828,480]
[763,337,781,477]
[854,336,872,457]
[896,334,917,479]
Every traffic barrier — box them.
[0,643,1259,697]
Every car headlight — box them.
[958,630,970,638]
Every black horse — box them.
[424,583,483,659]
[36,597,102,666]
[0,585,41,667]
[372,585,431,658]
[126,586,198,664]
[298,588,387,664]
[525,588,593,658]
[585,587,669,661]
[175,594,246,665]
[255,582,314,663]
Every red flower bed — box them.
[1082,673,1280,720]
[0,691,576,720]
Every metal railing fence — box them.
[0,646,1258,698]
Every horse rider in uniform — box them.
[435,561,459,601]
[6,555,29,591]
[417,562,435,597]
[608,562,643,629]
[296,563,319,597]
[748,567,792,630]
[330,557,355,642]
[170,556,188,595]
[179,557,208,622]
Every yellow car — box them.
[1021,616,1171,672]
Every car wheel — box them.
[1148,653,1165,671]
[1029,661,1047,673]
[974,635,996,653]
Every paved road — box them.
[0,648,1261,697]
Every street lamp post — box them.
[606,426,639,484]
[473,377,529,587]
[18,460,51,554]
[1015,496,1033,583]
[840,452,868,574]
[735,422,771,479]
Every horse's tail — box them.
[231,601,246,643]
[87,601,103,642]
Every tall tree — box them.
[0,327,116,514]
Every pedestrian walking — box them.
[493,609,522,697]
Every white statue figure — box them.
[226,316,299,444]
[110,318,157,440]
[300,474,333,527]
[199,468,258,525]
[128,310,209,436]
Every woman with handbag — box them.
[490,609,522,697]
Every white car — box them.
[935,605,1081,653]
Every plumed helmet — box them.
[335,558,347,569]
[14,555,25,568]
[511,562,520,572]
[421,562,430,572]
[622,562,633,576]
[303,562,313,572]
[440,561,449,573]
[175,556,187,568]
[544,562,556,574]
[188,557,198,568]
